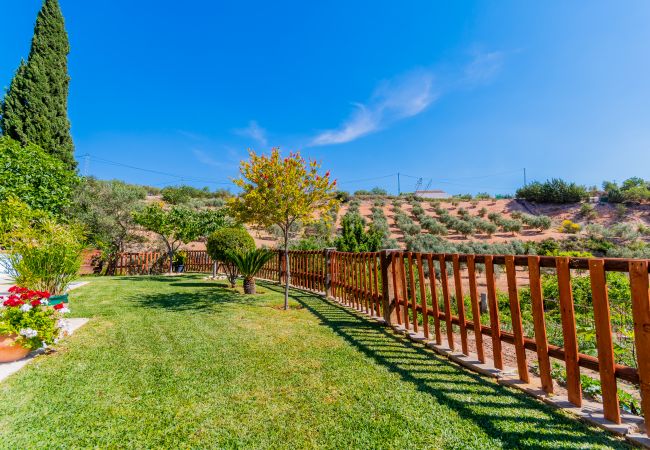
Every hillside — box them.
[128,196,650,255]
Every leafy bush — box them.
[420,217,447,235]
[206,227,255,287]
[7,220,85,295]
[0,136,78,215]
[520,213,552,231]
[478,207,488,217]
[516,179,587,203]
[334,191,351,203]
[488,212,503,224]
[579,203,597,221]
[161,185,229,204]
[335,213,382,252]
[67,178,147,274]
[471,218,497,236]
[500,219,522,235]
[559,219,581,234]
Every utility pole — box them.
[83,154,90,177]
[397,172,401,196]
[523,168,527,186]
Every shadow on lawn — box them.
[123,276,257,313]
[261,283,628,449]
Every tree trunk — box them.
[283,230,290,310]
[243,277,256,294]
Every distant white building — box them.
[414,190,451,199]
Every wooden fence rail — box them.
[117,249,650,430]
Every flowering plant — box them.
[0,286,69,351]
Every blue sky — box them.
[2,1,650,195]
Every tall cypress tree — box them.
[1,0,75,170]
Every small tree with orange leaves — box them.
[229,149,337,309]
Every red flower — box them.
[30,299,42,308]
[53,303,64,310]
[3,297,25,307]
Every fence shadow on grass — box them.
[261,282,628,449]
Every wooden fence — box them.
[115,251,215,275]
[116,248,650,429]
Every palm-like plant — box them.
[226,249,275,294]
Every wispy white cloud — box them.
[310,69,437,146]
[463,50,505,86]
[192,148,224,168]
[235,120,268,147]
[310,51,505,147]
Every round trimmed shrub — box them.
[206,227,255,287]
[207,227,255,262]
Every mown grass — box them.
[0,275,630,448]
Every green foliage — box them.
[334,213,382,252]
[420,217,447,235]
[206,227,255,262]
[603,178,650,203]
[66,177,146,273]
[579,203,597,221]
[471,218,497,236]
[0,137,78,215]
[334,191,350,203]
[6,219,85,295]
[519,213,552,231]
[405,234,528,255]
[0,195,48,248]
[1,0,75,169]
[477,207,488,217]
[206,227,256,287]
[227,249,275,277]
[160,185,229,205]
[516,179,587,203]
[226,249,276,294]
[134,203,230,271]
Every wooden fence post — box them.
[380,250,399,325]
[324,248,336,298]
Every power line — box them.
[75,153,232,185]
[337,173,397,185]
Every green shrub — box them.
[471,218,497,236]
[520,213,552,231]
[0,136,78,215]
[421,217,447,235]
[579,203,597,221]
[335,213,382,252]
[206,227,255,287]
[7,220,85,295]
[516,179,587,203]
[477,207,488,217]
[488,212,503,224]
[501,219,522,235]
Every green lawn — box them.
[0,275,630,449]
